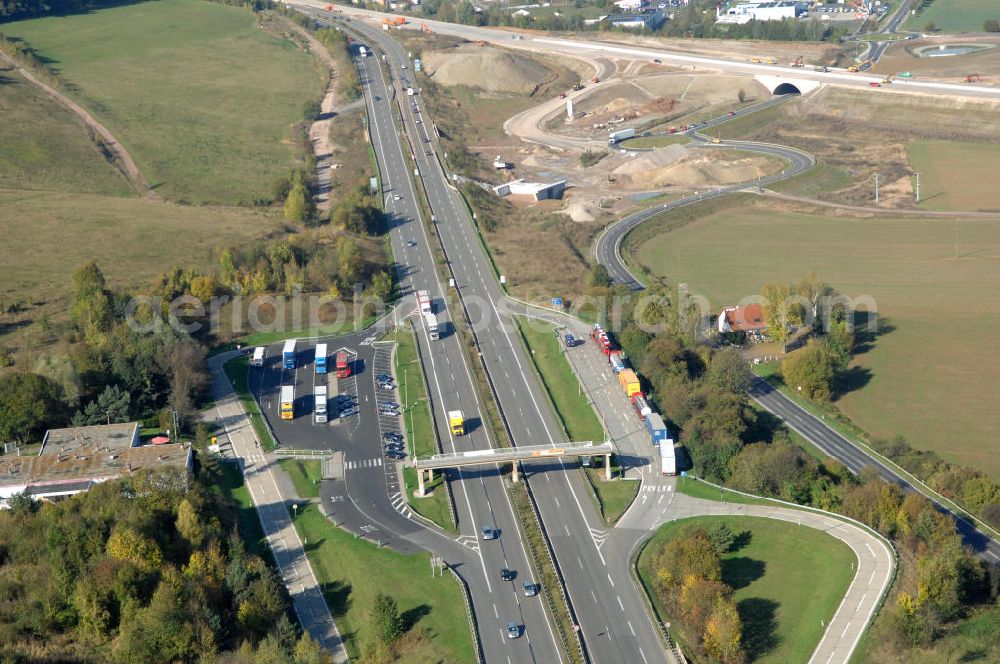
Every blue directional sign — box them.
[552,297,563,307]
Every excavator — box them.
[882,72,896,84]
[965,73,981,83]
[790,55,804,68]
[420,22,433,34]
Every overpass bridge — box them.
[411,441,615,494]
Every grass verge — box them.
[223,355,278,452]
[638,515,856,664]
[391,326,457,533]
[278,459,322,499]
[291,503,475,662]
[515,316,640,524]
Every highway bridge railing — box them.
[412,441,613,470]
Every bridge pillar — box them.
[417,469,426,497]
[605,454,612,481]
[511,461,520,483]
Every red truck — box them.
[335,351,351,378]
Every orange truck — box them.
[618,369,641,398]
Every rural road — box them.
[208,352,349,662]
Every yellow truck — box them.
[280,385,295,420]
[449,410,465,436]
[618,369,642,398]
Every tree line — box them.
[609,277,997,658]
[0,464,331,663]
[395,0,847,42]
[0,261,210,446]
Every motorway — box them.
[317,13,680,664]
[309,3,1000,101]
[250,44,567,661]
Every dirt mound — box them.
[615,147,779,187]
[561,200,598,222]
[421,46,552,94]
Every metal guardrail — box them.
[273,448,333,458]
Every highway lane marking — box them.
[577,557,584,569]
[607,573,615,587]
[840,620,852,638]
[616,595,624,611]
[638,647,648,663]
[627,620,635,636]
[493,603,499,620]
[988,550,1000,561]
[591,589,597,603]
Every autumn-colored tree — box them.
[703,596,745,664]
[106,527,163,574]
[654,528,721,589]
[679,575,730,635]
[176,499,206,549]
[780,339,837,401]
[760,281,803,350]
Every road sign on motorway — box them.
[552,297,563,306]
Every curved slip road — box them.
[617,486,895,664]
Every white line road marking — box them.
[493,604,499,620]
[608,573,615,588]
[628,620,635,636]
[840,621,852,638]
[616,595,624,611]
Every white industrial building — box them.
[716,0,806,23]
[614,0,645,11]
[493,179,566,200]
[0,423,192,507]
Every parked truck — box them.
[335,351,351,378]
[618,368,641,398]
[315,343,328,374]
[282,339,297,370]
[423,312,439,340]
[280,385,295,420]
[314,385,328,423]
[449,410,465,436]
[608,350,625,374]
[659,440,676,476]
[416,289,433,315]
[608,128,636,145]
[631,393,652,420]
[359,45,368,58]
[644,412,670,446]
[251,346,265,367]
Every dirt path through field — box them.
[278,19,343,213]
[0,51,161,200]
